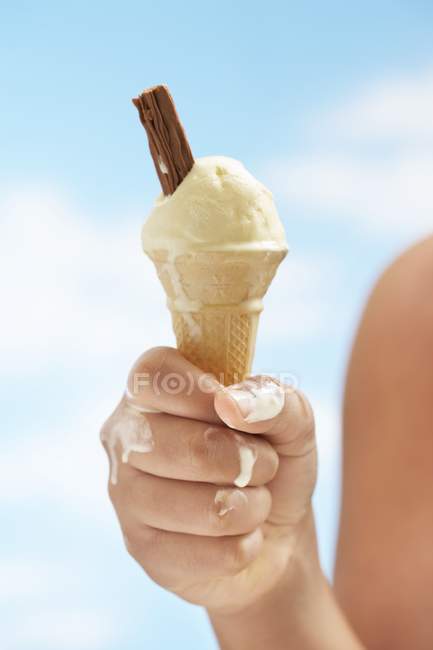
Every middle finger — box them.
[120,406,279,487]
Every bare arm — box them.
[335,237,433,650]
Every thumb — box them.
[214,377,317,528]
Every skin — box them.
[101,237,433,648]
[335,236,433,649]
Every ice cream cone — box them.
[147,248,287,385]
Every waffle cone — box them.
[147,249,286,385]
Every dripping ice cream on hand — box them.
[101,402,154,485]
[134,86,288,386]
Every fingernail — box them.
[227,378,285,423]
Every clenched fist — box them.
[101,347,317,614]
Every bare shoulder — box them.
[365,235,433,342]
[334,236,433,650]
[347,235,433,424]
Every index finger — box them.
[126,346,221,423]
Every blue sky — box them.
[1,2,433,648]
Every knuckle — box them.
[108,472,142,513]
[275,389,316,455]
[186,429,208,471]
[99,414,114,449]
[126,473,155,515]
[233,537,250,568]
[263,445,279,480]
[128,468,149,498]
[107,480,117,505]
[223,536,253,572]
[127,346,172,398]
[107,482,127,519]
[296,389,315,423]
[301,424,316,452]
[187,426,224,474]
[122,523,157,562]
[255,487,272,520]
[295,391,316,447]
[137,346,173,368]
[131,346,173,377]
[122,525,139,557]
[202,431,221,465]
[99,423,107,447]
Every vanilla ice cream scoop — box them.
[133,85,288,385]
[141,156,287,254]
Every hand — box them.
[100,347,317,613]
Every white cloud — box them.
[266,69,433,238]
[8,609,116,650]
[0,560,79,602]
[0,398,113,521]
[0,187,173,375]
[1,553,118,650]
[324,72,433,142]
[269,153,433,236]
[261,252,344,342]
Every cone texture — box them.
[148,249,286,385]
